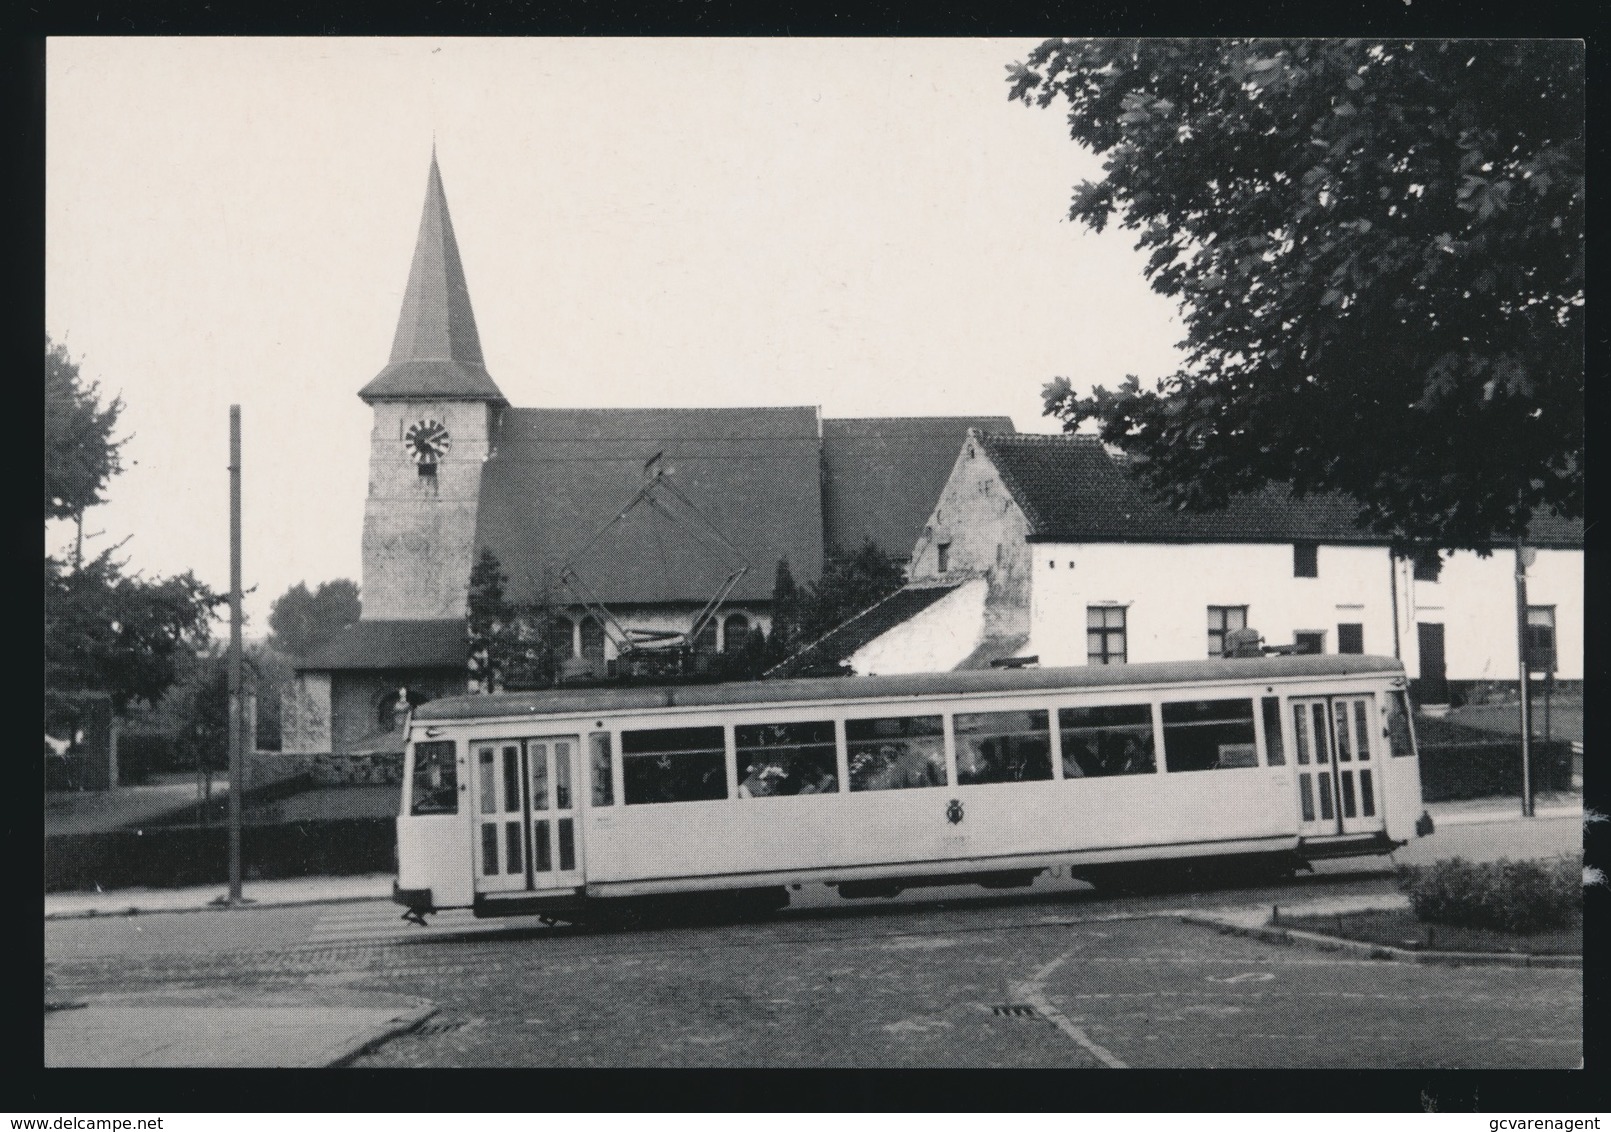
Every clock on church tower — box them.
[404,419,451,470]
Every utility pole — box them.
[1515,537,1534,818]
[227,405,245,900]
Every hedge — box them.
[1417,736,1574,802]
[45,819,395,892]
[1397,855,1581,934]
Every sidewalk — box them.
[1425,792,1584,827]
[45,872,395,919]
[44,989,434,1068]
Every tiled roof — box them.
[298,619,468,671]
[767,582,962,678]
[976,433,1585,548]
[475,407,826,606]
[360,155,505,403]
[822,417,1015,558]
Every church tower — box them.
[358,153,506,620]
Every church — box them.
[282,156,1011,756]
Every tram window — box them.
[846,716,947,792]
[622,726,728,805]
[1162,699,1258,772]
[409,740,458,815]
[1260,697,1286,766]
[1385,691,1417,757]
[590,733,614,806]
[954,710,1053,785]
[736,721,838,797]
[1058,704,1154,778]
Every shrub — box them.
[1396,855,1581,934]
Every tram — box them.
[392,654,1432,925]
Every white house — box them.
[776,430,1582,705]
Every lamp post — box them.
[1514,538,1535,818]
[227,405,245,899]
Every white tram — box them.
[393,655,1432,924]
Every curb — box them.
[1179,912,1582,969]
[324,1004,438,1068]
[44,890,395,921]
[1429,807,1583,828]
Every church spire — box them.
[359,152,505,403]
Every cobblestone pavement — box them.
[45,872,1581,1070]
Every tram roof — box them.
[410,654,1404,723]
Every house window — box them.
[936,543,951,573]
[1413,551,1442,582]
[724,613,751,653]
[1525,606,1557,672]
[1294,631,1325,655]
[1293,542,1318,578]
[1207,606,1249,657]
[1337,623,1364,654]
[1087,606,1127,665]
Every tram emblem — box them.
[946,799,964,824]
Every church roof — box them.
[974,432,1585,548]
[298,619,468,671]
[821,416,1014,558]
[474,407,826,606]
[359,154,505,403]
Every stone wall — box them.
[361,400,495,620]
[281,672,332,753]
[908,434,1033,645]
[329,668,469,752]
[312,751,404,786]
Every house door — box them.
[471,736,584,894]
[1290,697,1384,838]
[1417,622,1448,704]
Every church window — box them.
[724,613,751,653]
[693,618,718,654]
[377,687,429,731]
[544,616,576,660]
[579,615,606,661]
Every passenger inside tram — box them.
[796,765,837,794]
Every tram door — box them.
[1289,697,1382,838]
[471,736,584,894]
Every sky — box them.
[46,37,1185,633]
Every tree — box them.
[1010,39,1583,551]
[43,337,222,713]
[465,549,566,692]
[45,547,221,713]
[266,579,361,659]
[765,557,802,660]
[45,336,124,529]
[794,540,906,644]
